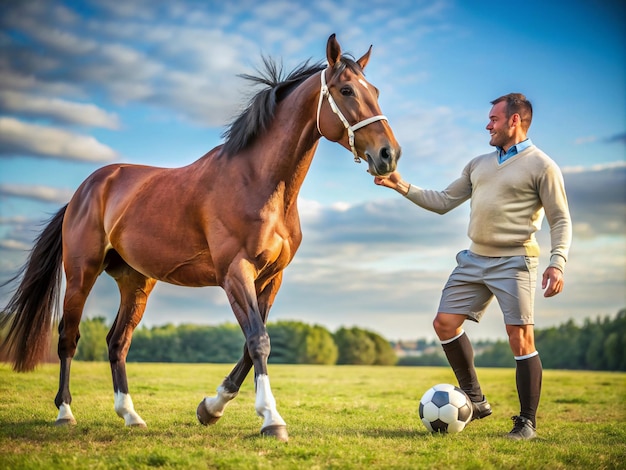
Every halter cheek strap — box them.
[316,68,388,163]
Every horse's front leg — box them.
[254,371,287,440]
[199,268,287,441]
[250,272,287,440]
[245,325,287,440]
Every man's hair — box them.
[491,93,533,131]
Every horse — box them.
[0,34,401,442]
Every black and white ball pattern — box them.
[419,383,473,433]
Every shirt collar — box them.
[497,138,533,163]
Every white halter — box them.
[316,68,388,163]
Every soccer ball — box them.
[419,383,473,433]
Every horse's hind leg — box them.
[105,257,156,427]
[196,348,251,425]
[55,256,102,425]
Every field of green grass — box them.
[1,362,624,469]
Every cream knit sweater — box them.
[405,145,572,272]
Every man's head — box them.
[487,93,533,150]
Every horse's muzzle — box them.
[366,145,401,177]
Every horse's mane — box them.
[221,55,364,157]
[221,58,325,156]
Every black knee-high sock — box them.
[441,330,483,402]
[515,353,542,426]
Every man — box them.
[374,93,572,440]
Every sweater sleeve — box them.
[538,161,572,272]
[404,162,472,214]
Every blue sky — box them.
[0,0,624,341]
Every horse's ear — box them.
[326,33,341,68]
[357,45,372,70]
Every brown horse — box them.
[0,34,400,441]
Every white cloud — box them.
[0,118,118,162]
[0,68,81,97]
[574,135,598,145]
[0,239,31,251]
[0,183,74,204]
[562,160,626,174]
[1,3,98,55]
[0,91,120,129]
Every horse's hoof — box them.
[261,424,289,442]
[54,418,77,426]
[196,399,220,426]
[128,422,147,428]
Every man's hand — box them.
[373,172,396,188]
[542,266,564,297]
[373,171,408,194]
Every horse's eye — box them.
[340,86,354,97]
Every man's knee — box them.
[506,324,536,356]
[433,313,465,341]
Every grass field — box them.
[1,362,624,469]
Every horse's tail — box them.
[0,204,67,372]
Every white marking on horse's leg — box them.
[55,402,77,425]
[198,385,238,424]
[114,392,146,427]
[255,374,286,429]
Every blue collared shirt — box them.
[497,138,533,163]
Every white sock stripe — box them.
[440,329,465,345]
[515,351,539,361]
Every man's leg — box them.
[434,251,495,419]
[506,324,541,439]
[434,313,492,419]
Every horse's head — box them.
[316,34,401,177]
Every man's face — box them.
[486,101,515,149]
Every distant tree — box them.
[75,316,109,361]
[397,353,448,367]
[65,309,625,371]
[267,321,307,364]
[128,323,242,363]
[475,341,515,368]
[584,319,607,370]
[366,331,397,366]
[175,323,243,363]
[267,321,338,364]
[530,310,625,371]
[600,310,626,371]
[303,324,338,365]
[535,319,583,369]
[201,324,245,363]
[128,323,178,362]
[334,327,377,365]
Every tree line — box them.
[72,319,398,366]
[2,309,623,370]
[397,309,626,371]
[480,309,626,370]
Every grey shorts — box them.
[438,250,539,325]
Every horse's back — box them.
[62,161,219,286]
[65,163,163,235]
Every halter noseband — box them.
[316,68,388,163]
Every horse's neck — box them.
[254,77,322,199]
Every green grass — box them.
[1,362,624,469]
